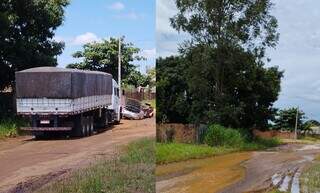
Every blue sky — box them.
[55,0,155,73]
[157,0,320,121]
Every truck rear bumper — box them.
[20,127,72,131]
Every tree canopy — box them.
[122,70,148,87]
[0,0,68,90]
[67,37,144,82]
[157,0,283,129]
[171,0,279,56]
[273,108,305,131]
[157,56,190,123]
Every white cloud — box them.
[156,0,188,57]
[72,32,101,45]
[109,2,125,11]
[114,11,144,20]
[141,48,156,60]
[53,32,102,46]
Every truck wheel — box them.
[72,114,86,138]
[105,115,109,128]
[86,116,90,136]
[89,116,94,135]
[82,117,87,137]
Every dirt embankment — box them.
[0,118,155,193]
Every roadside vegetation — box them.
[156,143,234,164]
[267,189,285,193]
[37,138,155,193]
[0,117,27,139]
[156,124,281,164]
[282,136,320,144]
[300,155,320,193]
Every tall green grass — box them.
[204,124,281,150]
[156,124,281,164]
[37,138,155,193]
[204,124,243,147]
[300,161,320,193]
[156,143,234,164]
[0,117,27,138]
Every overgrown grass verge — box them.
[300,155,320,193]
[37,138,155,193]
[0,117,27,139]
[241,137,281,151]
[157,124,281,164]
[156,143,235,164]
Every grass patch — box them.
[242,137,281,151]
[37,138,155,193]
[156,143,236,164]
[156,124,281,164]
[281,136,320,144]
[300,158,320,193]
[204,124,281,151]
[0,117,27,139]
[266,189,287,193]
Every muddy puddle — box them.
[156,152,252,193]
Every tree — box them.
[146,67,156,87]
[0,0,68,90]
[122,70,148,87]
[171,0,279,57]
[273,108,305,131]
[163,0,283,128]
[67,37,144,82]
[304,120,320,126]
[156,56,190,123]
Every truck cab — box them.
[108,79,121,123]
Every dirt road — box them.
[0,118,155,193]
[221,143,320,193]
[156,143,320,193]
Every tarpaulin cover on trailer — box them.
[15,67,113,99]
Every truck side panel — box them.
[17,95,112,115]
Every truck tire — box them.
[105,114,109,128]
[82,116,87,137]
[86,116,90,136]
[73,114,86,138]
[89,116,94,135]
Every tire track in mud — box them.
[220,144,320,193]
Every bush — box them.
[204,124,281,150]
[204,124,244,147]
[0,117,28,138]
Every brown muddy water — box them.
[156,152,252,193]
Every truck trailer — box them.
[15,67,121,138]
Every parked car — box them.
[122,99,144,120]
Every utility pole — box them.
[118,37,122,108]
[294,106,299,140]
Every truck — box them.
[15,67,121,138]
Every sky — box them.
[157,0,320,121]
[55,0,155,73]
